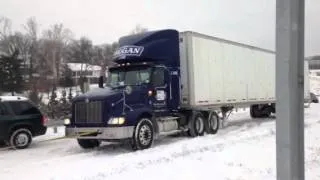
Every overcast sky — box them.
[0,0,319,56]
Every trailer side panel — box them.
[179,31,276,107]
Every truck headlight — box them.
[64,118,71,125]
[108,117,125,125]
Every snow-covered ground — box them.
[0,104,319,180]
[310,75,320,96]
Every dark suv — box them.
[0,96,47,149]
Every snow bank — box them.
[40,84,100,104]
[310,75,320,96]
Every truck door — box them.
[151,66,170,114]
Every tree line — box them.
[0,16,147,120]
[0,16,147,95]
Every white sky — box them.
[0,0,319,56]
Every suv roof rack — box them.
[0,96,28,102]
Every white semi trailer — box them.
[179,31,310,117]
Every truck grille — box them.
[74,101,103,124]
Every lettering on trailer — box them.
[113,45,144,58]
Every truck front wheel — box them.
[131,118,154,150]
[77,139,101,149]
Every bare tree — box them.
[130,24,148,35]
[42,23,73,88]
[24,17,38,40]
[0,17,14,55]
[66,36,94,92]
[23,17,39,81]
[0,17,30,70]
[36,38,55,92]
[92,42,118,78]
[0,16,11,41]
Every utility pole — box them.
[276,0,305,179]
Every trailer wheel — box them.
[250,105,256,118]
[188,112,205,137]
[131,118,154,150]
[250,105,271,118]
[77,139,101,149]
[205,112,220,134]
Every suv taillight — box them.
[41,115,48,126]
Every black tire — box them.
[263,110,271,118]
[250,105,259,118]
[0,140,6,147]
[188,112,205,137]
[131,118,154,150]
[250,105,271,118]
[205,112,220,134]
[77,139,101,149]
[310,92,319,103]
[9,128,32,149]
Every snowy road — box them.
[0,104,319,180]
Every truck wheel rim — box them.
[196,117,204,133]
[139,124,152,146]
[16,133,29,147]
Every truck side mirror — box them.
[98,76,104,88]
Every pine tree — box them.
[60,89,67,104]
[68,87,73,102]
[49,87,58,105]
[59,63,74,87]
[0,50,24,95]
[47,87,59,120]
[58,89,71,120]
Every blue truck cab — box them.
[65,29,220,150]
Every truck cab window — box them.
[139,70,151,83]
[152,68,165,87]
[107,67,151,87]
[125,71,139,85]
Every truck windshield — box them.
[106,67,151,87]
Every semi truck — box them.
[65,29,310,150]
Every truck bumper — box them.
[65,126,134,140]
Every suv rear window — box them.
[8,101,41,115]
[0,103,10,115]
